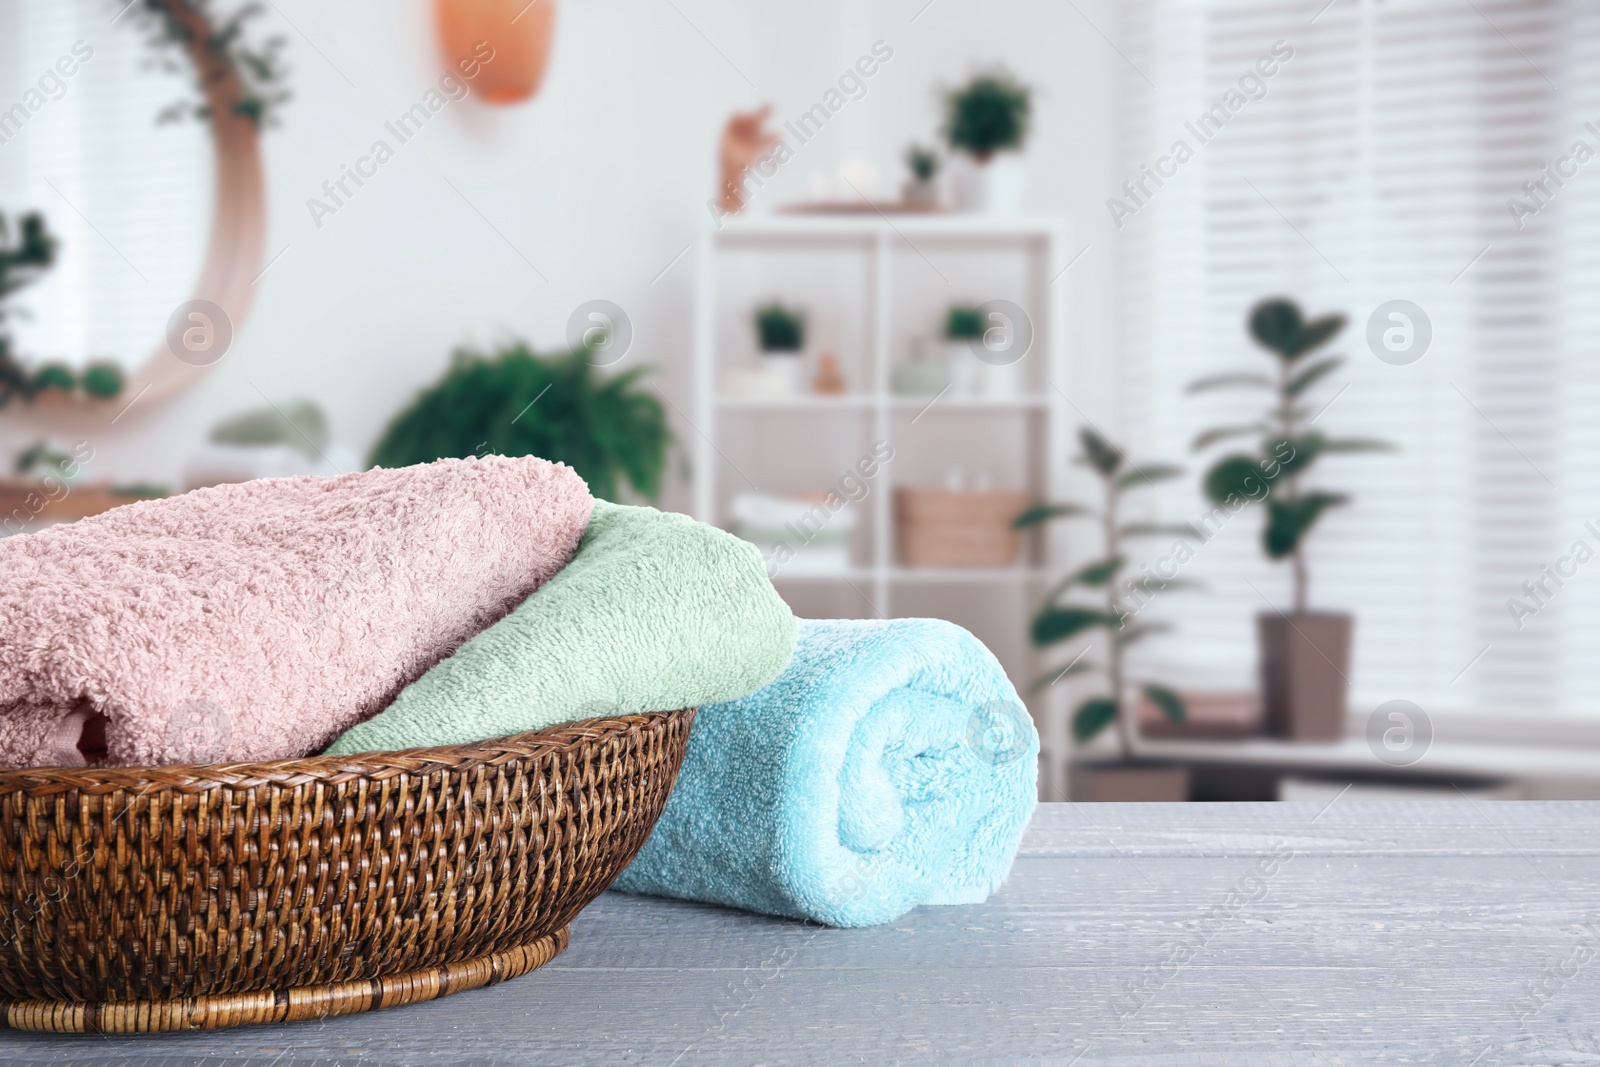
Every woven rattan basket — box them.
[0,709,694,1033]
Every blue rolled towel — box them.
[613,617,1038,927]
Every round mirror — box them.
[0,0,267,407]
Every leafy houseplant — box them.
[943,72,1032,216]
[1015,428,1195,798]
[81,363,125,399]
[0,212,57,410]
[944,306,984,342]
[944,73,1031,162]
[0,212,126,406]
[903,145,940,208]
[754,303,805,353]
[906,145,940,183]
[1189,297,1392,739]
[369,341,674,503]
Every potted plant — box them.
[370,339,674,502]
[944,304,1018,399]
[943,71,1031,216]
[0,211,56,409]
[752,302,806,397]
[1014,428,1196,801]
[1189,297,1392,740]
[902,144,941,208]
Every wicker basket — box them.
[895,487,1030,568]
[0,709,694,1033]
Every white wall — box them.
[0,0,1124,519]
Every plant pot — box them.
[1257,611,1352,741]
[894,487,1028,568]
[1068,762,1190,802]
[946,339,1019,399]
[902,177,940,209]
[754,351,802,397]
[948,154,1027,216]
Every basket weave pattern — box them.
[0,710,694,1032]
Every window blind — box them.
[0,1,212,371]
[1117,0,1598,721]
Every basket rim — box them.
[0,708,697,796]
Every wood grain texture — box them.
[2,801,1598,1064]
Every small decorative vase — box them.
[890,338,951,397]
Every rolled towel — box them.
[0,456,592,767]
[324,500,797,754]
[612,617,1038,927]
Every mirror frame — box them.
[123,0,266,406]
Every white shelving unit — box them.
[692,212,1071,746]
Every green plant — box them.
[1189,297,1393,614]
[944,71,1031,161]
[211,398,328,455]
[30,364,75,394]
[369,340,674,502]
[754,303,805,352]
[80,362,124,399]
[1014,428,1196,758]
[944,305,984,341]
[15,440,77,482]
[0,212,57,410]
[126,0,290,128]
[905,144,940,182]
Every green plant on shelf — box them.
[0,213,125,407]
[369,340,676,503]
[754,303,805,353]
[905,144,940,183]
[1014,428,1197,759]
[944,71,1031,161]
[1189,297,1393,614]
[81,363,124,399]
[29,363,75,396]
[944,305,985,341]
[0,211,56,410]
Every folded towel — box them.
[0,456,592,767]
[612,617,1038,927]
[323,500,798,754]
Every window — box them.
[0,2,211,369]
[1117,0,1600,721]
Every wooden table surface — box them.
[3,800,1598,1065]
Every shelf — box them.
[716,395,1049,411]
[892,396,1049,411]
[717,395,873,410]
[770,567,1050,584]
[710,214,1063,241]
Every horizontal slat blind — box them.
[1118,0,1591,719]
[0,2,211,370]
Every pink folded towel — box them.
[0,456,593,768]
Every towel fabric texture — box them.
[324,500,798,755]
[613,617,1038,927]
[0,456,592,767]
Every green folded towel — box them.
[323,500,797,754]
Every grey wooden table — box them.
[3,801,1598,1066]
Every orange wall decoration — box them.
[435,0,557,105]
